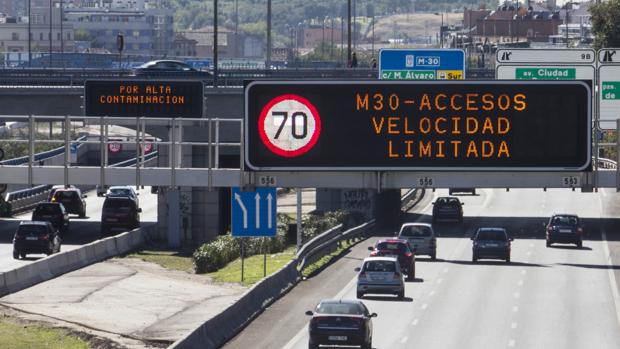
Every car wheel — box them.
[79,209,86,218]
[472,255,477,262]
[308,341,319,349]
[472,189,476,195]
[13,250,19,260]
[397,290,405,299]
[408,265,415,281]
[506,255,511,263]
[577,240,583,249]
[546,239,551,247]
[20,253,27,259]
[357,291,364,299]
[431,251,437,261]
[363,338,372,349]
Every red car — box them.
[368,239,415,280]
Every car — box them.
[132,60,212,78]
[306,299,376,349]
[51,188,87,217]
[368,239,415,280]
[47,185,76,202]
[471,227,513,263]
[397,222,437,260]
[101,196,141,236]
[546,214,584,248]
[31,202,70,234]
[449,188,476,195]
[432,196,464,223]
[13,221,61,259]
[106,186,140,206]
[356,256,406,299]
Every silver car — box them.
[356,257,405,299]
[398,223,437,260]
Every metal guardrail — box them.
[595,157,617,170]
[295,188,421,272]
[0,135,87,166]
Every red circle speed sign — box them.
[108,142,122,153]
[258,94,321,157]
[141,142,153,153]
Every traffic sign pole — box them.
[241,238,245,283]
[263,237,267,277]
[296,188,302,251]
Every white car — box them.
[355,257,405,300]
[397,222,437,260]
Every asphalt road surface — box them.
[224,188,620,349]
[0,187,158,272]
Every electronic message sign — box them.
[245,81,591,171]
[84,80,204,117]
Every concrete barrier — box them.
[0,225,155,297]
[169,259,300,349]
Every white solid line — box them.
[512,306,519,313]
[412,318,419,326]
[508,339,516,347]
[421,303,428,310]
[601,229,620,329]
[511,322,518,329]
[281,275,359,349]
[401,337,408,344]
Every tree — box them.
[590,0,620,50]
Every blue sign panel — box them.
[379,49,465,80]
[231,187,277,237]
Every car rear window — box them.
[363,260,397,272]
[55,191,78,200]
[401,225,432,237]
[109,189,132,197]
[476,230,507,241]
[104,199,134,210]
[34,204,60,215]
[377,242,407,252]
[17,225,48,235]
[552,216,579,225]
[315,303,364,315]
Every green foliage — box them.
[193,213,291,273]
[590,0,620,50]
[301,210,348,243]
[0,320,90,349]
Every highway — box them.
[0,187,158,272]
[223,188,620,349]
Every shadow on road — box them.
[447,259,549,268]
[558,263,620,270]
[549,245,593,251]
[360,296,414,303]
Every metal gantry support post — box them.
[215,119,220,169]
[64,115,70,187]
[99,116,105,191]
[208,117,213,191]
[296,188,302,251]
[135,116,141,190]
[239,119,245,188]
[28,115,34,187]
[170,118,177,189]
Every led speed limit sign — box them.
[258,94,321,157]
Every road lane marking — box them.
[526,251,532,256]
[508,339,516,347]
[511,322,518,329]
[429,290,435,297]
[401,336,408,344]
[412,319,419,326]
[443,267,449,273]
[521,269,527,275]
[512,306,519,313]
[517,280,524,286]
[513,292,520,299]
[602,229,620,329]
[421,303,428,310]
[437,278,443,284]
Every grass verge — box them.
[124,246,194,273]
[0,320,90,349]
[301,238,362,278]
[207,246,297,286]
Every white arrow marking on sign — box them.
[267,193,273,229]
[234,193,248,229]
[255,193,261,229]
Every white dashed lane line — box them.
[412,319,419,326]
[508,339,516,347]
[511,322,518,329]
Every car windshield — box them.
[476,230,507,241]
[17,225,48,235]
[34,205,60,215]
[363,260,397,272]
[315,302,364,315]
[376,242,407,252]
[400,225,432,237]
[552,216,579,225]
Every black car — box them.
[472,227,513,262]
[13,221,61,259]
[51,189,87,217]
[32,202,70,234]
[306,299,376,349]
[546,214,583,248]
[101,197,141,236]
[133,60,211,78]
[432,196,464,223]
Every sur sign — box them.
[245,81,591,171]
[379,49,465,80]
[231,187,277,237]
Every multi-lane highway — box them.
[224,188,620,349]
[0,187,158,272]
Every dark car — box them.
[51,189,87,217]
[472,227,513,263]
[546,214,583,248]
[368,239,415,280]
[132,60,211,78]
[306,299,376,349]
[432,196,464,223]
[449,188,476,195]
[32,202,70,234]
[101,197,141,236]
[13,221,61,259]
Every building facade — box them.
[0,7,75,54]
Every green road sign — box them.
[381,70,436,80]
[602,81,620,100]
[515,67,576,80]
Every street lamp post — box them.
[435,12,444,48]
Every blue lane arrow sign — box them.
[231,187,277,237]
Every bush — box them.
[302,210,348,243]
[193,213,291,274]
